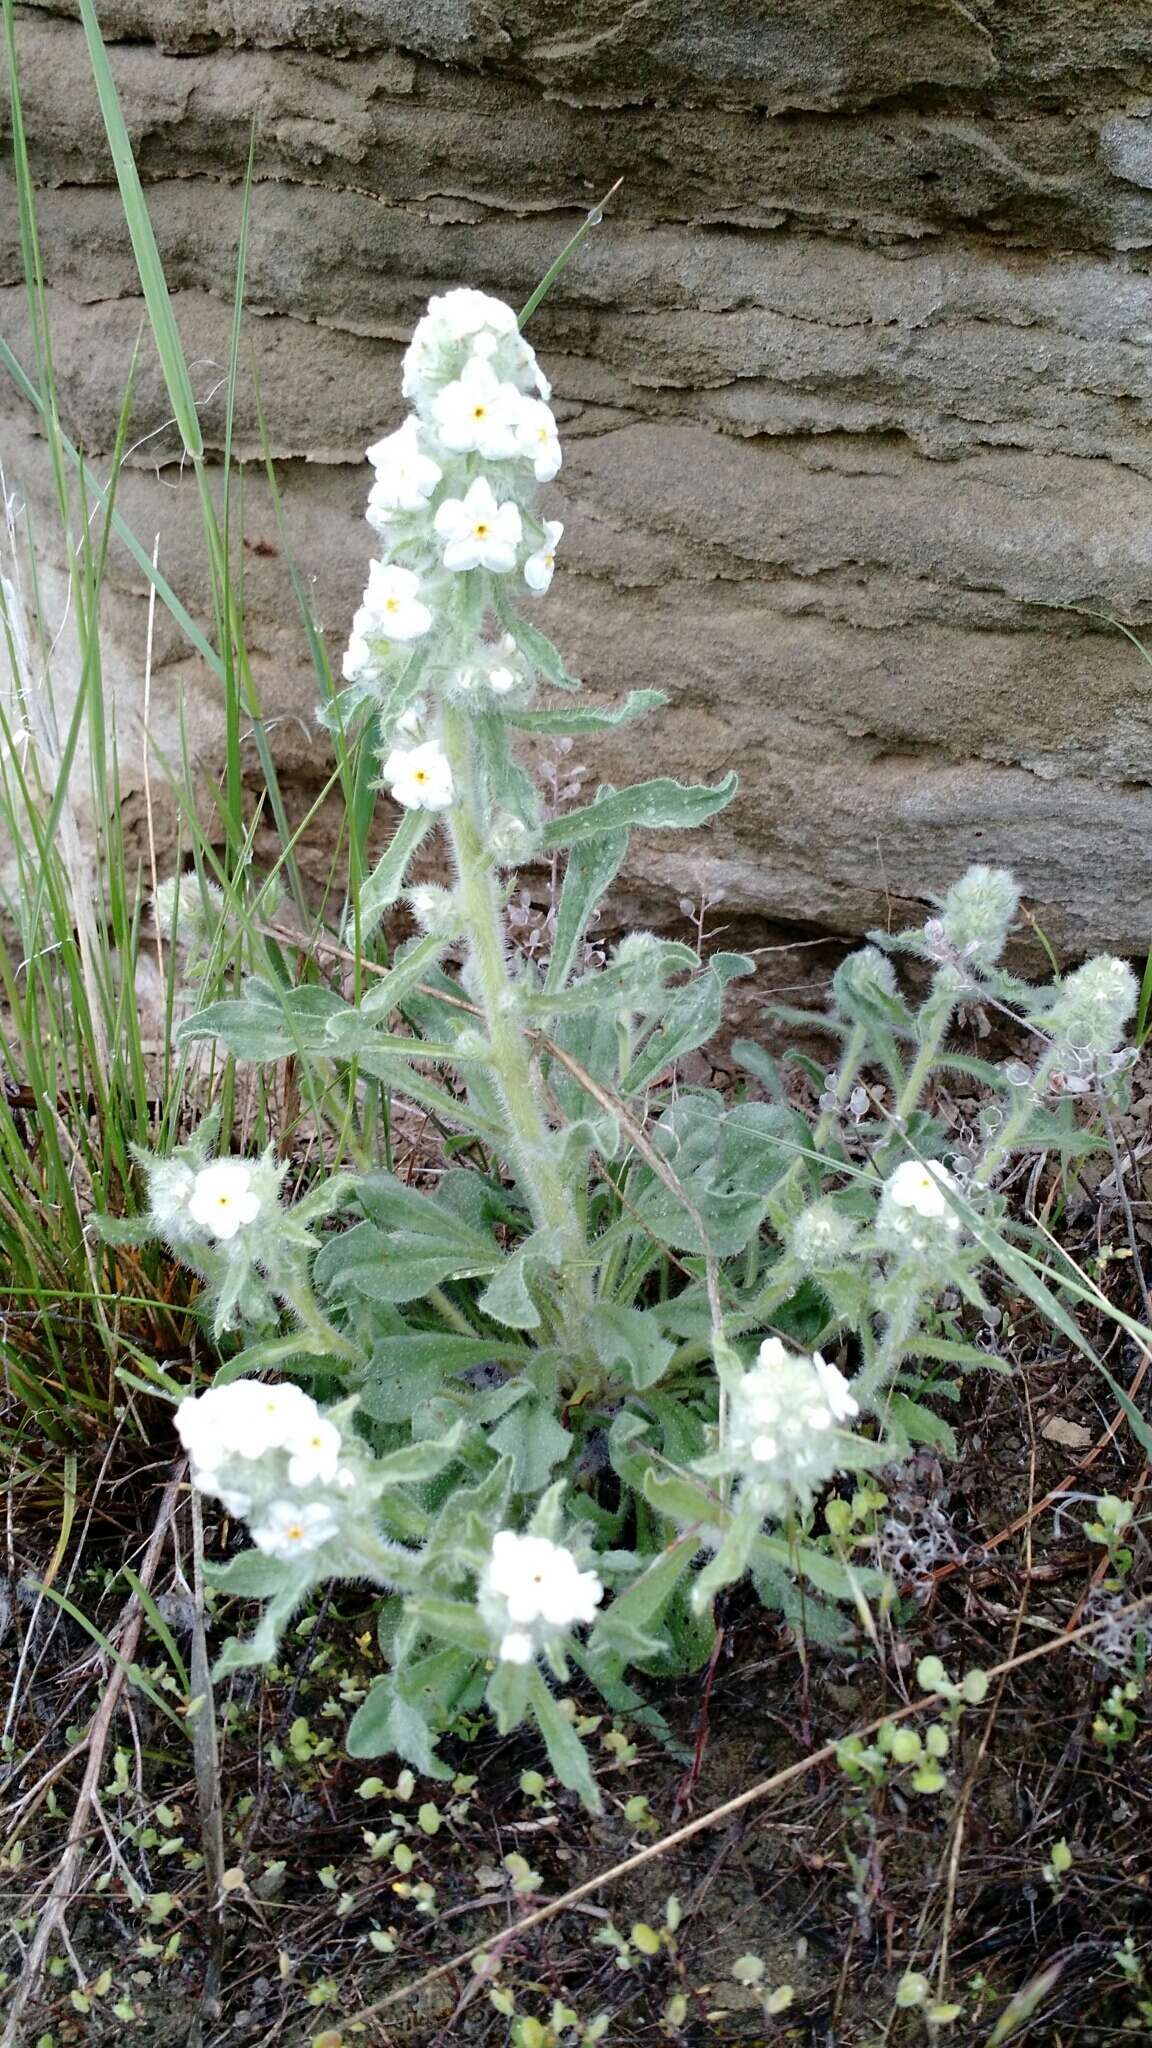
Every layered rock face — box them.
[4,0,1152,951]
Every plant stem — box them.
[439,706,587,1273]
[853,1279,923,1409]
[974,1047,1061,1186]
[281,1278,363,1365]
[894,976,958,1123]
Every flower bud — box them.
[1043,956,1138,1056]
[487,813,540,866]
[152,874,226,947]
[937,865,1019,968]
[789,1200,859,1273]
[405,884,460,939]
[833,945,899,1019]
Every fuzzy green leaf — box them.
[507,690,667,735]
[350,807,435,941]
[545,829,630,993]
[541,773,738,850]
[492,589,581,689]
[346,1675,453,1776]
[177,980,347,1062]
[527,1669,600,1811]
[490,1399,572,1492]
[589,1303,676,1391]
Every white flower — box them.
[358,561,433,643]
[147,1156,199,1240]
[513,397,561,481]
[381,739,455,811]
[434,478,522,574]
[729,1343,859,1507]
[187,1160,263,1241]
[236,1381,320,1459]
[431,359,521,459]
[365,417,442,526]
[342,629,380,687]
[176,1378,318,1468]
[394,700,425,740]
[884,1159,960,1226]
[430,288,519,344]
[812,1352,861,1424]
[524,520,563,594]
[287,1415,343,1488]
[479,1531,603,1654]
[218,1487,253,1517]
[250,1499,339,1562]
[486,664,517,695]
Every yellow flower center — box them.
[475,521,489,537]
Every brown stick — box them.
[0,1471,183,2048]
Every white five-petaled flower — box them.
[884,1159,961,1226]
[287,1415,343,1488]
[359,561,433,642]
[381,739,455,811]
[250,1499,339,1562]
[365,417,442,528]
[524,519,563,594]
[431,358,521,460]
[434,478,523,574]
[187,1160,263,1241]
[513,397,562,481]
[479,1530,603,1664]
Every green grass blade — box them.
[74,0,204,460]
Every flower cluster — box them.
[723,1338,861,1515]
[877,1158,964,1260]
[342,287,564,812]
[148,1154,281,1248]
[177,1378,353,1560]
[478,1530,604,1666]
[1043,956,1138,1058]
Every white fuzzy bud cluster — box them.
[727,1338,860,1514]
[877,1158,964,1260]
[477,1530,604,1666]
[342,288,564,812]
[789,1198,860,1273]
[1043,956,1138,1058]
[937,865,1019,969]
[147,1155,282,1250]
[176,1378,356,1559]
[833,945,900,1020]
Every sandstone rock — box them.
[3,0,1152,959]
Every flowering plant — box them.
[121,281,1139,1807]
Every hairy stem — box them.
[440,705,586,1274]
